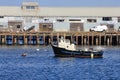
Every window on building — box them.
[87,19,97,23]
[108,24,114,28]
[102,17,112,21]
[43,25,47,28]
[26,6,35,9]
[0,16,4,18]
[56,19,64,22]
[44,19,49,21]
[0,25,4,27]
[118,17,120,22]
[69,19,81,21]
[48,25,52,28]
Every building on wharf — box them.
[0,2,120,45]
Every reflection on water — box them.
[0,45,120,80]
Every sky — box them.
[0,0,120,6]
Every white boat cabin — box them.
[58,38,76,51]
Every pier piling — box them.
[0,32,120,45]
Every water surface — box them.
[0,45,120,80]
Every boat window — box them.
[65,39,70,43]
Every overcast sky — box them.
[0,0,120,6]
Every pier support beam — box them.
[104,34,106,45]
[118,35,120,45]
[76,33,78,45]
[92,33,94,45]
[96,36,99,45]
[87,34,89,45]
[2,35,6,45]
[43,34,45,45]
[37,34,39,45]
[50,33,53,43]
[64,33,66,39]
[81,34,83,45]
[107,37,110,45]
[24,35,27,45]
[99,34,101,45]
[57,33,59,42]
[84,36,86,45]
[13,35,17,45]
[116,34,118,45]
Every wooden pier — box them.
[0,31,120,45]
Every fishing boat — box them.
[51,38,103,58]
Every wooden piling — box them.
[99,34,101,45]
[81,34,83,45]
[76,33,78,45]
[92,33,94,45]
[24,34,27,45]
[37,34,39,44]
[43,34,45,45]
[0,31,119,45]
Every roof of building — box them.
[0,6,120,17]
[22,2,39,6]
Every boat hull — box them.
[51,45,103,58]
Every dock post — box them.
[48,36,51,44]
[84,35,86,45]
[0,35,1,44]
[29,35,31,45]
[43,33,45,45]
[76,33,78,45]
[50,33,53,44]
[107,37,110,45]
[88,33,89,45]
[57,33,59,43]
[81,34,83,45]
[92,33,94,45]
[118,35,119,45]
[13,35,15,45]
[37,34,39,45]
[14,35,17,45]
[96,36,98,45]
[64,33,66,39]
[24,34,27,45]
[99,33,101,45]
[2,35,6,45]
[104,34,106,45]
[116,34,118,45]
[110,34,112,45]
[1,35,3,44]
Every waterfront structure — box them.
[0,2,120,45]
[0,31,120,45]
[0,2,120,32]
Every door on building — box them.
[70,23,84,32]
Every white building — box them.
[0,2,120,32]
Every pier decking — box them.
[0,31,120,45]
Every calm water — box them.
[0,45,120,80]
